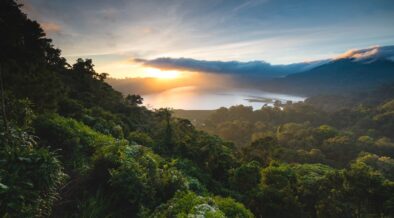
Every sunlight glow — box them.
[143,68,182,79]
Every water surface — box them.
[143,86,305,110]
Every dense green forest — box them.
[1,1,394,217]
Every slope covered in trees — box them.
[1,1,393,217]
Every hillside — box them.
[0,1,393,218]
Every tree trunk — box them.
[0,62,9,135]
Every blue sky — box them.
[22,0,394,78]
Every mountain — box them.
[261,46,394,96]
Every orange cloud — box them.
[335,46,380,60]
[141,27,155,35]
[41,22,62,34]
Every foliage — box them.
[33,114,116,172]
[0,1,393,217]
[128,130,155,146]
[229,161,261,193]
[0,127,66,217]
[151,191,252,218]
[213,196,254,218]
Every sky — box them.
[21,0,394,78]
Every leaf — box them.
[18,157,32,163]
[0,182,9,190]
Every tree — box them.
[247,163,303,218]
[242,136,277,166]
[229,161,261,193]
[292,164,335,218]
[155,108,173,153]
[125,94,143,106]
[344,162,388,217]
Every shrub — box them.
[0,128,66,217]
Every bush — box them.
[128,130,154,146]
[34,114,116,172]
[0,128,66,217]
[152,191,253,218]
[214,196,254,218]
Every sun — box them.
[144,67,182,79]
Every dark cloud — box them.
[136,57,326,78]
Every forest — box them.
[1,1,394,217]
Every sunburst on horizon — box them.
[143,67,183,79]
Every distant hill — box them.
[261,46,394,96]
[264,59,394,95]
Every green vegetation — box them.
[1,0,394,217]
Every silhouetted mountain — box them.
[259,46,394,96]
[263,58,394,96]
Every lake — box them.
[143,86,305,110]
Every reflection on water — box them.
[143,86,305,110]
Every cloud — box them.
[41,22,62,34]
[135,57,325,78]
[335,45,394,62]
[125,45,394,81]
[21,0,394,71]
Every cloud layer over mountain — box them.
[136,57,326,78]
[136,46,394,78]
